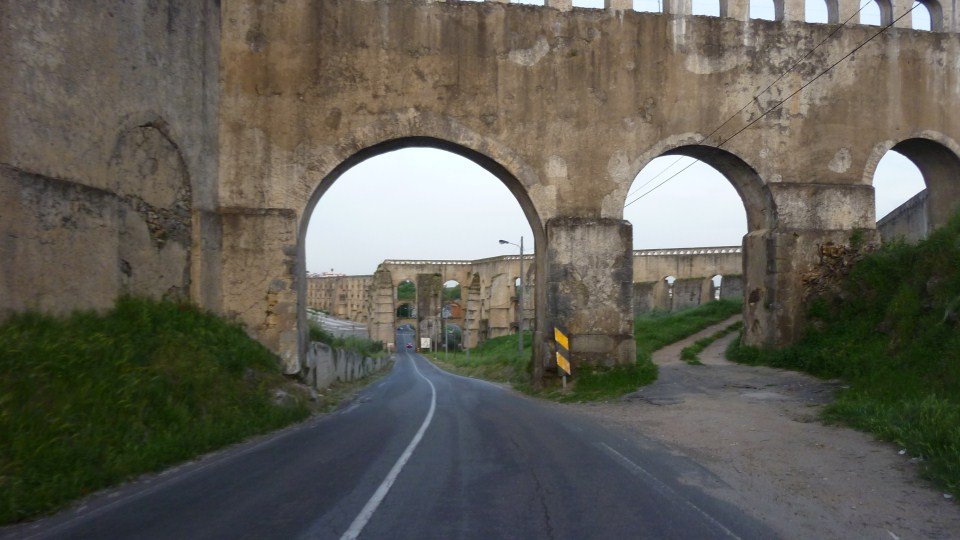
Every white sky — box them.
[305,1,933,275]
[305,148,925,275]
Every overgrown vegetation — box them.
[0,298,311,524]
[680,321,744,365]
[308,320,385,358]
[397,281,416,301]
[436,299,743,402]
[442,283,461,301]
[727,216,960,495]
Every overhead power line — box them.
[625,1,909,208]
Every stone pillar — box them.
[606,0,635,11]
[464,274,483,349]
[719,275,744,299]
[671,278,703,311]
[417,273,442,349]
[782,0,805,22]
[892,0,912,28]
[653,279,672,311]
[632,281,657,314]
[944,1,957,32]
[720,0,750,20]
[700,277,715,305]
[369,266,396,348]
[546,218,635,368]
[219,208,300,374]
[547,0,574,11]
[742,183,877,348]
[837,0,860,22]
[664,0,693,15]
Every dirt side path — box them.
[568,316,960,539]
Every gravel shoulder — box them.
[567,316,960,539]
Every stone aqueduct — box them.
[2,1,959,383]
[309,246,743,350]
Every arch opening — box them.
[859,0,892,25]
[750,0,783,20]
[625,144,773,318]
[692,0,721,16]
[297,138,547,378]
[872,137,960,243]
[911,0,942,30]
[805,0,838,22]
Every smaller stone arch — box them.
[749,0,785,20]
[805,0,840,23]
[442,279,462,302]
[866,135,960,241]
[860,0,894,25]
[396,279,417,302]
[913,0,944,31]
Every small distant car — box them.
[405,343,413,350]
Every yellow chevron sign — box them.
[554,327,568,351]
[556,352,571,376]
[554,326,571,376]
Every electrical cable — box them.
[624,2,919,208]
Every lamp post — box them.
[499,237,524,356]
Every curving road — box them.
[8,352,774,540]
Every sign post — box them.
[554,326,571,388]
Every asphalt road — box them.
[8,352,774,540]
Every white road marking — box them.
[339,356,437,540]
[599,442,741,540]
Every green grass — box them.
[436,299,743,402]
[680,321,744,365]
[727,215,960,496]
[0,297,312,524]
[433,331,534,390]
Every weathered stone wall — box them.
[877,190,930,243]
[719,275,745,299]
[633,282,657,314]
[215,0,959,371]
[307,274,373,322]
[303,341,391,390]
[6,0,959,378]
[672,278,707,311]
[1,1,220,320]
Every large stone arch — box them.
[295,135,550,382]
[618,140,781,345]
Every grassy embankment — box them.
[0,298,314,525]
[435,298,743,402]
[727,216,960,495]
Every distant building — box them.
[306,274,373,323]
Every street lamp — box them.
[499,237,524,355]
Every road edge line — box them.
[599,442,741,540]
[339,355,437,540]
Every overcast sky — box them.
[305,149,924,275]
[305,0,931,275]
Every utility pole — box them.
[517,236,524,356]
[464,295,470,362]
[499,237,525,357]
